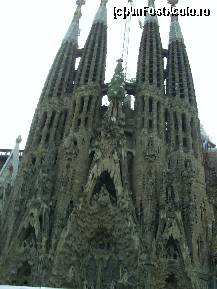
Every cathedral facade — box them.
[0,0,217,288]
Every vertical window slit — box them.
[157,101,160,136]
[181,113,187,132]
[79,97,84,114]
[149,97,153,113]
[87,96,93,112]
[173,111,178,131]
[72,101,76,116]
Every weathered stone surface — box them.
[0,1,216,289]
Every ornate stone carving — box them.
[0,2,213,288]
[181,160,196,183]
[144,137,159,161]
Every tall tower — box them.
[150,1,212,288]
[134,0,165,245]
[0,0,214,288]
[0,0,87,284]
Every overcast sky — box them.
[0,0,216,150]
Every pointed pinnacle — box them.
[94,0,108,24]
[72,6,82,23]
[148,0,155,7]
[76,0,85,6]
[16,135,22,144]
[101,0,108,5]
[73,1,85,23]
[144,0,158,24]
[63,1,85,43]
[169,12,184,44]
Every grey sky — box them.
[0,0,216,149]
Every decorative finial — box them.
[73,7,82,22]
[76,0,85,6]
[168,0,184,43]
[73,0,85,22]
[94,0,108,24]
[167,0,178,7]
[63,0,85,43]
[101,0,108,5]
[148,0,155,7]
[16,135,22,144]
[144,0,158,24]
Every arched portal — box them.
[19,222,37,250]
[92,171,117,206]
[165,273,178,289]
[166,236,180,260]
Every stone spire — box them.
[37,1,86,103]
[0,136,22,182]
[144,0,158,24]
[165,0,199,158]
[74,0,108,86]
[63,0,85,43]
[0,136,22,218]
[136,0,163,87]
[168,0,184,44]
[169,14,184,44]
[93,0,108,25]
[166,0,195,102]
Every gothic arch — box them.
[17,261,32,285]
[91,171,117,206]
[18,214,38,250]
[165,236,181,260]
[163,268,193,289]
[17,210,39,250]
[165,273,178,289]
